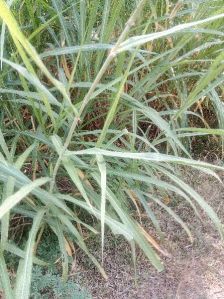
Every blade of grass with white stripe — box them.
[96,154,107,261]
[65,148,224,170]
[0,177,50,219]
[15,209,45,299]
[116,13,224,53]
[4,242,48,266]
[62,158,92,207]
[1,180,13,247]
[0,250,13,299]
[0,162,74,217]
[53,220,69,281]
[2,58,61,103]
[0,128,10,160]
[40,44,113,58]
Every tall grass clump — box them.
[0,0,224,297]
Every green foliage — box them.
[31,267,91,299]
[0,232,90,298]
[0,0,224,298]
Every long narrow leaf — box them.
[15,209,45,299]
[0,178,50,219]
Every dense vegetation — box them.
[0,0,224,297]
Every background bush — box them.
[0,0,224,298]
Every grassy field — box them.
[0,0,224,298]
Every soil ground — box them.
[74,166,224,299]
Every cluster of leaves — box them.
[31,233,90,299]
[31,267,91,299]
[0,0,224,298]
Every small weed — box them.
[31,267,91,299]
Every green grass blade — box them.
[0,128,10,160]
[144,192,193,242]
[4,242,48,266]
[0,250,13,299]
[117,13,224,53]
[96,154,107,260]
[0,178,50,219]
[15,209,45,299]
[53,220,69,281]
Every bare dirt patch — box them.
[73,167,224,299]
